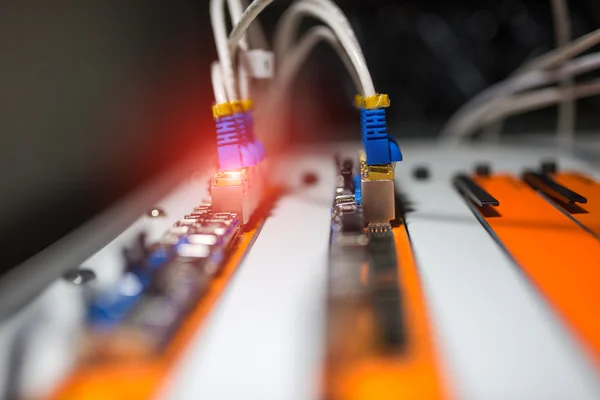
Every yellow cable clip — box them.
[354,94,364,109]
[212,102,234,119]
[230,100,243,114]
[363,93,390,109]
[241,99,254,112]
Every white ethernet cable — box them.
[227,0,250,52]
[457,79,600,140]
[481,26,600,140]
[210,0,274,102]
[276,26,363,94]
[485,0,575,148]
[549,0,575,148]
[238,57,250,100]
[273,0,376,97]
[257,26,363,146]
[518,28,600,74]
[274,0,363,60]
[442,53,600,143]
[228,0,274,54]
[274,0,365,65]
[210,0,239,101]
[211,0,274,102]
[440,53,600,141]
[440,27,600,142]
[240,0,270,50]
[440,53,600,143]
[226,0,253,102]
[211,61,228,104]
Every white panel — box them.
[7,174,210,399]
[1,142,599,399]
[162,154,335,400]
[396,147,600,399]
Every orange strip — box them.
[51,201,273,400]
[473,174,600,367]
[552,172,600,237]
[324,224,447,400]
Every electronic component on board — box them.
[359,152,396,224]
[82,207,242,361]
[355,94,403,226]
[211,169,262,225]
[324,157,449,400]
[329,160,405,346]
[211,96,266,225]
[358,94,402,166]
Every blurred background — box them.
[2,0,600,272]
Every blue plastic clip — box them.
[360,108,402,165]
[243,111,265,161]
[87,244,176,327]
[146,247,171,269]
[354,174,362,205]
[234,112,256,167]
[86,271,151,328]
[216,115,244,171]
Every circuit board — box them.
[0,141,599,400]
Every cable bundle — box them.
[209,0,401,168]
[440,1,600,148]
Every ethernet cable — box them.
[440,39,600,143]
[226,0,271,103]
[238,57,250,101]
[210,0,273,102]
[272,26,363,98]
[240,0,270,50]
[227,0,250,52]
[208,0,269,227]
[441,52,600,141]
[252,0,399,223]
[212,60,254,167]
[488,0,577,146]
[444,78,600,142]
[209,1,251,168]
[211,61,228,104]
[442,27,600,141]
[211,61,250,171]
[226,0,272,163]
[210,0,239,101]
[259,25,363,148]
[274,0,364,57]
[270,0,367,110]
[257,12,363,148]
[274,0,364,60]
[549,0,575,148]
[482,26,600,141]
[210,0,272,172]
[269,0,400,167]
[273,0,375,97]
[228,0,274,55]
[517,28,600,74]
[460,79,600,138]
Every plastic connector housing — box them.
[211,167,263,225]
[233,112,256,168]
[215,115,244,171]
[361,178,395,223]
[211,98,266,222]
[353,175,362,205]
[245,49,275,79]
[360,108,402,166]
[359,153,396,224]
[243,111,265,162]
[213,99,266,171]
